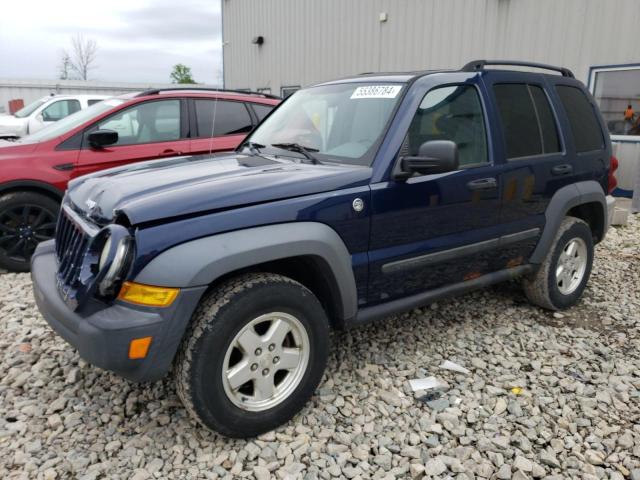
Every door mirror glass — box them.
[400,140,459,176]
[87,129,119,148]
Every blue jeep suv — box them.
[31,61,617,437]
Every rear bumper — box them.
[605,195,616,228]
[31,241,206,382]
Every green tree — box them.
[170,64,196,84]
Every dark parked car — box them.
[32,61,617,437]
[0,89,279,272]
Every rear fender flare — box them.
[530,180,606,264]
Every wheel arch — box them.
[134,222,359,325]
[0,180,64,203]
[530,180,607,264]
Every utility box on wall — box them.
[8,99,24,114]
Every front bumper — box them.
[31,241,206,382]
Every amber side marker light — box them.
[129,337,152,359]
[118,282,179,307]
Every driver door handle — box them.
[467,177,497,191]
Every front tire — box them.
[0,192,59,272]
[175,273,329,438]
[523,216,594,310]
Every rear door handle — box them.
[551,164,573,176]
[467,177,497,191]
[159,149,182,157]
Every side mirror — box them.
[87,129,118,149]
[36,114,44,123]
[397,140,459,178]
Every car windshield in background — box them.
[13,98,47,118]
[17,98,124,144]
[249,83,405,165]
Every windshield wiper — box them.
[270,142,321,164]
[243,141,265,155]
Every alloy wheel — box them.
[221,312,310,412]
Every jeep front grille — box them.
[54,205,99,307]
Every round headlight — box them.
[95,227,133,296]
[98,235,112,271]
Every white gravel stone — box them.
[0,215,639,479]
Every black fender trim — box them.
[134,222,359,321]
[530,180,606,264]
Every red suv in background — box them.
[0,89,280,272]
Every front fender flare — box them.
[134,222,358,320]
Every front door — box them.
[74,98,190,178]
[368,81,505,304]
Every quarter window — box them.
[556,85,604,152]
[96,99,181,145]
[406,85,488,167]
[494,84,561,159]
[195,100,253,137]
[42,99,81,122]
[252,103,274,122]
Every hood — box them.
[0,139,38,155]
[67,153,372,225]
[0,116,27,137]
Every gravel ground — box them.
[1,215,638,480]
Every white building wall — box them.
[0,79,179,113]
[222,0,640,93]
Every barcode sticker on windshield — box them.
[351,85,402,99]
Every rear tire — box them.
[175,273,330,438]
[0,192,59,272]
[523,216,593,310]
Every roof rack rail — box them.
[461,60,574,78]
[135,87,281,100]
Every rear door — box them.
[189,99,254,154]
[74,98,190,177]
[483,72,577,262]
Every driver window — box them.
[406,85,488,167]
[41,100,81,122]
[96,100,181,146]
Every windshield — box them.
[17,98,124,144]
[14,98,47,118]
[248,82,405,165]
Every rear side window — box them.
[494,84,561,159]
[555,86,604,153]
[195,100,253,137]
[252,103,274,122]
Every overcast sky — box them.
[0,0,222,85]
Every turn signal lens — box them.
[129,337,152,359]
[118,282,179,307]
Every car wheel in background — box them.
[0,192,59,272]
